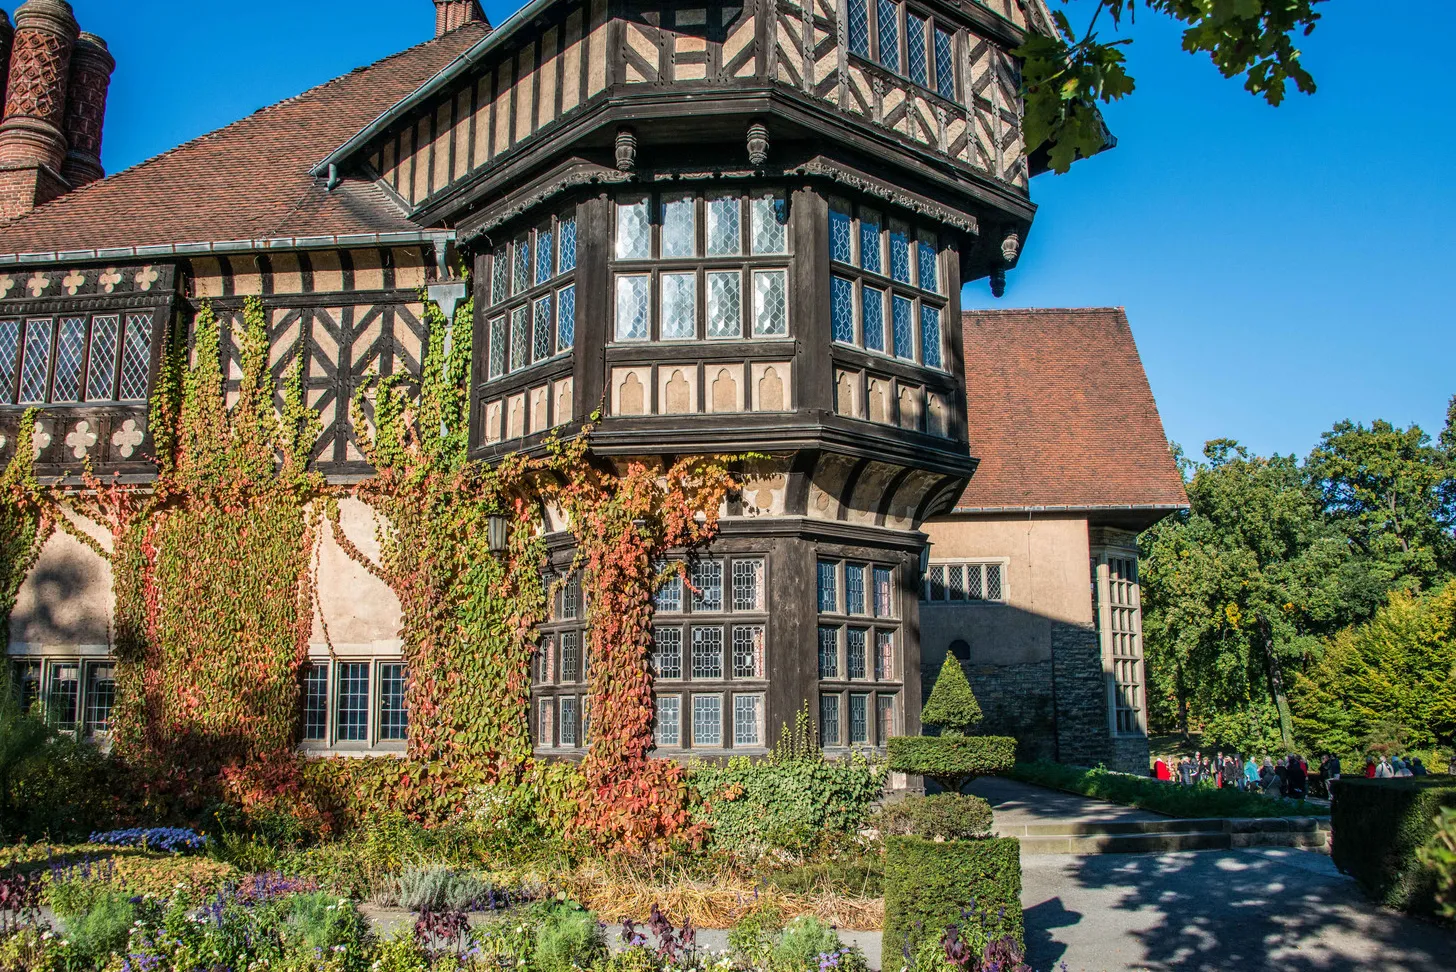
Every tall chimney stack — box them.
[0,0,79,219]
[60,31,112,188]
[0,13,14,116]
[434,0,488,37]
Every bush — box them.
[887,736,1016,793]
[883,835,1022,962]
[0,691,119,841]
[57,890,135,966]
[1010,760,1328,818]
[758,856,883,897]
[1332,777,1456,919]
[772,915,869,972]
[397,866,497,912]
[533,902,607,972]
[1418,807,1456,919]
[921,656,982,735]
[877,794,993,841]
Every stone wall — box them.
[1050,620,1113,767]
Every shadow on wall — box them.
[1022,849,1456,972]
[9,537,112,646]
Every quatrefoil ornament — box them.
[111,418,145,458]
[65,420,97,459]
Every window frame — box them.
[815,556,903,750]
[298,657,410,752]
[0,311,152,407]
[847,0,961,104]
[922,559,1010,605]
[482,209,578,383]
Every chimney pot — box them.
[434,0,488,37]
[0,0,79,218]
[60,31,113,188]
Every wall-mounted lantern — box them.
[487,514,509,555]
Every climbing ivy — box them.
[0,416,51,653]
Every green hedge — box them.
[1331,777,1456,919]
[886,736,1016,792]
[1009,760,1329,819]
[876,794,993,841]
[883,835,1022,962]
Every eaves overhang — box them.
[0,230,457,269]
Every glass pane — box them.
[889,222,912,284]
[873,566,893,617]
[892,296,914,360]
[560,698,578,746]
[83,663,114,736]
[921,305,942,368]
[706,271,741,339]
[513,236,530,293]
[492,245,510,304]
[928,564,946,601]
[752,269,788,337]
[379,663,407,741]
[655,695,681,747]
[693,695,723,746]
[877,0,900,73]
[845,564,867,615]
[831,276,855,344]
[662,195,696,258]
[118,314,153,401]
[819,694,841,746]
[691,560,724,611]
[706,195,742,256]
[935,28,955,99]
[536,635,556,684]
[12,661,39,714]
[732,625,765,678]
[734,694,762,746]
[829,205,854,264]
[488,316,506,378]
[987,563,1003,601]
[847,628,868,679]
[652,626,683,679]
[906,13,928,86]
[19,319,51,403]
[655,564,684,612]
[557,284,576,350]
[949,564,967,600]
[691,627,724,679]
[817,626,839,678]
[510,306,529,369]
[562,631,580,681]
[303,663,328,740]
[859,213,882,274]
[0,320,18,404]
[862,285,885,352]
[80,315,117,403]
[966,563,983,600]
[536,227,554,284]
[848,0,871,55]
[48,663,79,731]
[878,694,897,742]
[616,199,651,259]
[533,294,553,361]
[539,698,555,747]
[875,631,895,680]
[335,662,370,742]
[660,272,697,340]
[732,559,764,611]
[849,693,869,744]
[750,194,788,254]
[559,216,577,273]
[817,560,838,613]
[51,318,85,403]
[615,275,650,340]
[918,235,939,292]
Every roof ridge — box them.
[963,306,1127,315]
[0,25,485,234]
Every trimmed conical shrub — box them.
[921,654,982,736]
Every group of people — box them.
[1152,749,1455,798]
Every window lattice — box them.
[302,665,328,741]
[655,695,681,746]
[877,0,900,72]
[891,296,914,361]
[752,269,788,336]
[707,271,741,338]
[0,321,19,405]
[379,663,407,741]
[921,305,942,369]
[84,663,115,736]
[662,195,696,258]
[732,559,764,611]
[691,626,724,679]
[847,628,868,679]
[831,276,855,344]
[906,13,929,86]
[19,319,51,403]
[562,631,581,682]
[863,285,885,352]
[533,295,553,362]
[934,27,955,99]
[859,213,882,274]
[849,693,869,744]
[820,694,841,746]
[731,625,765,678]
[847,0,870,55]
[817,626,839,678]
[52,318,85,402]
[335,662,369,742]
[734,694,763,746]
[118,314,153,402]
[922,562,1006,603]
[661,272,697,339]
[615,275,650,340]
[86,315,118,401]
[616,200,651,259]
[707,195,742,256]
[750,195,788,254]
[510,306,529,369]
[557,284,576,350]
[559,217,577,273]
[652,626,682,679]
[692,694,722,746]
[536,227,554,285]
[691,560,724,611]
[889,223,912,284]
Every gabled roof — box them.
[957,307,1188,514]
[0,23,488,261]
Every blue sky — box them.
[71,1,1456,460]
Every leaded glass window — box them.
[707,271,741,339]
[0,320,18,405]
[118,314,153,402]
[691,560,724,611]
[845,564,867,615]
[863,285,885,352]
[732,559,764,611]
[934,27,955,99]
[734,694,763,746]
[379,663,407,741]
[48,663,79,731]
[847,0,870,56]
[859,213,882,274]
[906,13,928,87]
[303,664,328,740]
[875,630,895,680]
[662,195,696,258]
[817,561,838,612]
[19,319,51,403]
[732,625,764,678]
[83,662,114,737]
[691,627,724,679]
[539,698,555,747]
[560,698,578,746]
[561,631,581,682]
[849,692,870,744]
[752,269,788,336]
[86,315,118,401]
[615,275,650,340]
[873,566,893,617]
[820,694,841,746]
[492,245,510,304]
[559,217,577,273]
[660,272,697,339]
[707,195,742,256]
[892,296,914,361]
[488,317,507,378]
[655,695,681,746]
[535,226,554,285]
[817,626,839,678]
[918,234,939,293]
[889,222,912,284]
[847,628,868,679]
[750,194,788,254]
[533,295,553,362]
[877,0,900,73]
[831,276,855,344]
[878,694,897,741]
[616,199,651,259]
[830,204,854,264]
[335,662,369,742]
[653,626,683,679]
[921,305,942,369]
[557,284,576,350]
[513,236,530,293]
[49,318,84,403]
[510,306,529,369]
[693,694,723,746]
[654,564,683,612]
[921,562,1008,603]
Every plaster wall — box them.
[310,497,403,651]
[9,511,113,650]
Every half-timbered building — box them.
[0,0,1183,772]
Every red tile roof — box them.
[958,307,1188,513]
[0,24,488,257]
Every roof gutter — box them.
[0,230,456,268]
[311,0,555,179]
[950,503,1189,515]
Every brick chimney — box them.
[60,31,113,188]
[434,0,489,37]
[0,0,79,219]
[0,14,14,117]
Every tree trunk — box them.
[1257,614,1295,751]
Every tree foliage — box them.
[920,655,983,737]
[1020,0,1325,173]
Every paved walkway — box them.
[967,776,1167,831]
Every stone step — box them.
[1007,816,1332,855]
[999,818,1219,837]
[1018,830,1232,855]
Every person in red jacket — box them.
[1154,757,1171,781]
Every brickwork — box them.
[0,14,14,118]
[60,31,112,188]
[1050,620,1115,767]
[0,0,78,173]
[1110,734,1150,775]
[435,0,488,36]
